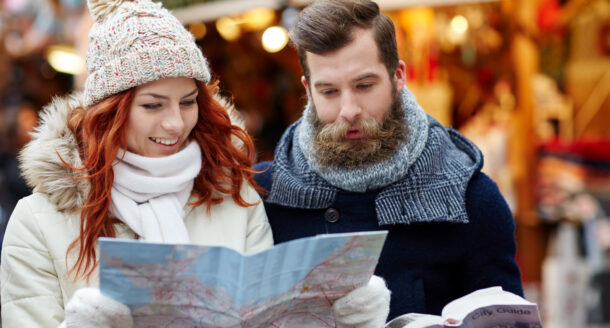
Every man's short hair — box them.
[290,0,399,83]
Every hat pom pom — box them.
[87,0,132,22]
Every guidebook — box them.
[98,230,387,328]
[385,287,542,328]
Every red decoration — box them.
[537,0,562,33]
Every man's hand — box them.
[333,275,391,328]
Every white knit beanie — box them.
[84,0,211,108]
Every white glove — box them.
[65,287,133,328]
[333,275,391,328]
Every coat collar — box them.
[19,92,89,212]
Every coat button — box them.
[324,208,340,223]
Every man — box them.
[254,0,523,321]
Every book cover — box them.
[386,286,542,328]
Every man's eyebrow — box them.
[313,73,381,88]
[353,73,380,82]
[313,81,333,88]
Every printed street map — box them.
[99,231,388,328]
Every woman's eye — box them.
[180,100,196,107]
[142,103,162,109]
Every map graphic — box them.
[99,231,388,328]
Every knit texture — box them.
[264,88,483,225]
[110,141,201,243]
[254,92,521,320]
[84,0,211,108]
[297,87,429,192]
[255,168,524,320]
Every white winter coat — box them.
[0,93,273,328]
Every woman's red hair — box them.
[66,80,260,280]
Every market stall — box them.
[1,0,609,326]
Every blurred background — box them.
[0,0,609,326]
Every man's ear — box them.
[394,60,407,93]
[301,75,310,96]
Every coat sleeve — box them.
[243,184,274,254]
[1,197,66,327]
[461,172,524,297]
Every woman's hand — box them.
[333,275,391,328]
[65,287,133,328]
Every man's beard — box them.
[309,90,407,170]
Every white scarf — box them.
[110,141,202,243]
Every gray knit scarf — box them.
[297,88,428,192]
[266,87,484,225]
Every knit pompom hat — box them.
[84,0,211,108]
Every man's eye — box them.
[180,100,196,107]
[320,89,337,96]
[142,103,161,109]
[357,83,373,90]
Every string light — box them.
[216,16,241,41]
[46,45,85,75]
[450,15,469,34]
[189,22,207,40]
[242,8,275,31]
[261,26,289,53]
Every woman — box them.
[0,0,389,327]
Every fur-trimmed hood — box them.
[19,92,244,212]
[19,93,88,212]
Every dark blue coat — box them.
[254,163,523,320]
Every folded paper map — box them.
[99,230,388,327]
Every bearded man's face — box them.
[310,89,407,169]
[302,28,409,169]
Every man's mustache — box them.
[317,117,384,142]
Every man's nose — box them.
[339,92,362,123]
